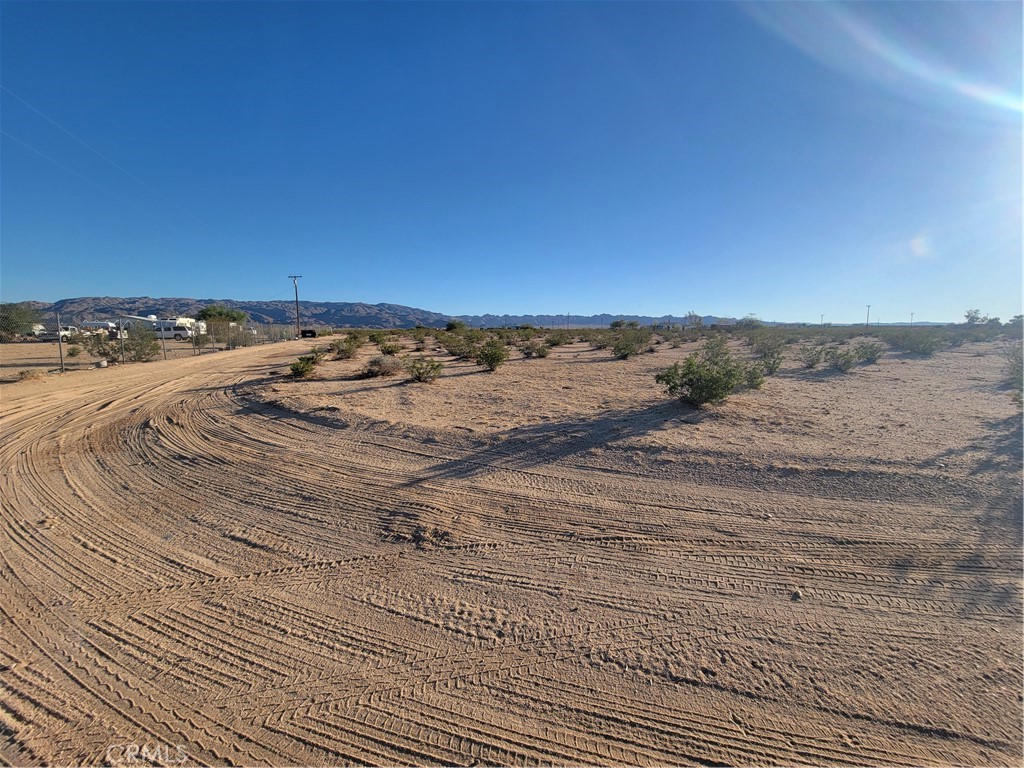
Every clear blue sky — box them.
[1,1,1020,323]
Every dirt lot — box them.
[0,339,203,381]
[1,336,1020,766]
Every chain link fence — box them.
[0,306,297,382]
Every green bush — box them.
[378,341,403,356]
[476,340,509,371]
[364,354,403,377]
[827,348,857,373]
[745,364,766,390]
[125,324,160,362]
[655,337,753,406]
[751,333,785,375]
[445,320,467,332]
[519,341,551,359]
[85,333,118,362]
[407,357,443,383]
[546,330,574,347]
[881,329,944,357]
[796,346,823,369]
[612,329,652,359]
[854,341,884,364]
[290,356,318,378]
[67,345,82,358]
[329,336,362,359]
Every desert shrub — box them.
[1002,341,1023,405]
[290,356,318,378]
[67,345,82,358]
[751,333,785,374]
[438,334,477,360]
[519,341,549,359]
[796,346,823,369]
[882,329,945,357]
[546,330,574,347]
[854,341,884,364]
[612,329,653,359]
[407,357,443,383]
[655,337,754,406]
[367,331,387,345]
[827,348,857,373]
[745,363,766,390]
[17,369,42,381]
[446,320,467,332]
[125,324,160,362]
[84,333,118,362]
[364,354,403,377]
[476,340,509,371]
[757,348,784,375]
[329,336,362,359]
[378,341,402,356]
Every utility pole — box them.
[910,312,915,327]
[820,314,824,327]
[118,320,126,363]
[866,305,871,328]
[55,311,65,374]
[289,276,302,339]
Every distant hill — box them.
[31,297,454,329]
[27,297,745,329]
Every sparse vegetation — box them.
[290,356,318,378]
[406,357,443,383]
[124,324,160,362]
[853,341,884,364]
[827,348,857,373]
[17,368,43,381]
[329,336,362,359]
[655,337,759,406]
[378,341,403,356]
[612,329,653,359]
[880,329,945,357]
[751,333,785,375]
[519,341,550,359]
[67,345,82,358]
[364,354,404,377]
[476,340,509,371]
[796,346,823,369]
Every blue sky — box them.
[1,1,1020,323]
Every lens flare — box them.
[743,2,1022,118]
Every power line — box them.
[1,84,170,202]
[1,129,163,221]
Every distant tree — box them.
[964,309,984,325]
[445,320,467,332]
[0,302,41,341]
[610,320,626,329]
[198,305,247,323]
[735,314,763,330]
[684,310,703,328]
[1005,315,1023,340]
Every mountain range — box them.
[27,297,733,329]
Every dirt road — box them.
[1,340,1020,766]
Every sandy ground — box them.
[1,336,1020,766]
[0,339,204,381]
